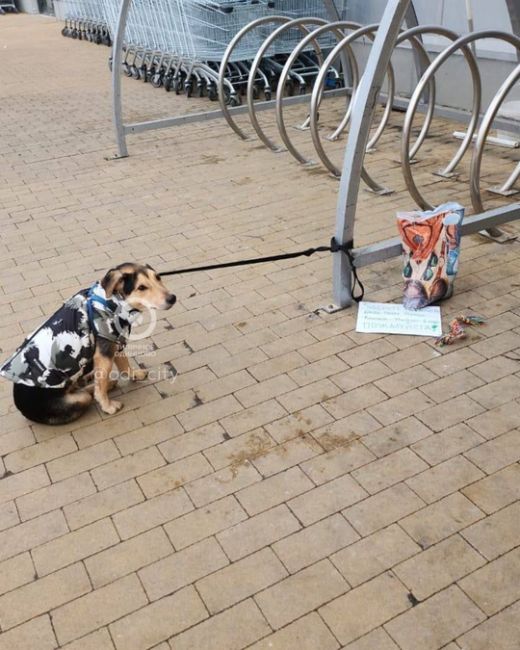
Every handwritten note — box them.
[356,302,442,337]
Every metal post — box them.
[112,0,132,159]
[332,0,411,307]
[464,0,477,56]
[322,0,340,21]
[404,0,428,96]
[506,0,520,61]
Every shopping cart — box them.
[61,0,348,104]
[56,0,111,45]
[0,0,18,14]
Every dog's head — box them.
[101,263,176,311]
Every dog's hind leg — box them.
[13,384,94,426]
[46,390,94,426]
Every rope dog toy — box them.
[435,314,485,346]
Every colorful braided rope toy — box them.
[435,314,485,347]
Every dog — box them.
[0,263,176,425]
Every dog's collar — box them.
[86,282,140,346]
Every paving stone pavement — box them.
[1,14,520,650]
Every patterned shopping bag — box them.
[397,202,464,310]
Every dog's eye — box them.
[137,285,147,291]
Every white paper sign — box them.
[356,302,442,337]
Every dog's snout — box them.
[166,294,176,306]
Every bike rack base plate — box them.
[313,303,346,314]
[105,153,129,161]
[364,186,394,196]
[488,186,520,197]
[478,227,517,243]
[433,169,459,179]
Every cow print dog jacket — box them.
[0,282,140,389]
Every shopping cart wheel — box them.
[264,90,272,101]
[151,74,163,89]
[185,81,193,98]
[228,95,241,107]
[61,26,68,36]
[108,57,113,71]
[71,28,78,39]
[163,76,172,92]
[123,62,131,76]
[131,65,140,80]
[173,79,181,94]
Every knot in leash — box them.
[329,238,364,303]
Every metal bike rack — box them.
[332,0,520,306]
[308,23,396,188]
[471,63,520,212]
[401,28,482,206]
[245,17,328,153]
[402,30,520,210]
[110,0,345,158]
[106,0,520,308]
[276,21,361,154]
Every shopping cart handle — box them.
[205,2,233,13]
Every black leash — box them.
[161,237,364,302]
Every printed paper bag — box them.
[397,202,464,310]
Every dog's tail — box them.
[13,384,93,425]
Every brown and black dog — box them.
[3,263,176,425]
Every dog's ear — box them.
[102,268,137,298]
[101,269,123,298]
[121,272,137,296]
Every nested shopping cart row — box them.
[55,0,347,102]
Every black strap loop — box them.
[342,245,365,304]
[161,237,364,303]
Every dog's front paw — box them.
[131,368,148,381]
[103,400,123,415]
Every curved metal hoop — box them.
[496,161,520,196]
[400,26,484,170]
[320,25,396,152]
[393,26,440,160]
[325,26,435,154]
[401,29,484,209]
[246,17,328,153]
[217,16,292,140]
[471,62,520,212]
[402,30,520,210]
[275,21,362,166]
[309,24,395,190]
